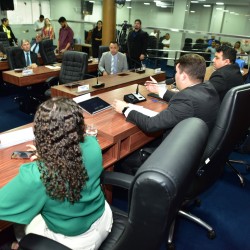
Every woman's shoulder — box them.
[18,161,42,184]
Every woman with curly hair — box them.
[0,97,113,250]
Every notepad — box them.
[78,96,111,114]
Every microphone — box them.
[128,56,146,73]
[123,84,146,104]
[85,73,105,89]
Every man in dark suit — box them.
[126,19,148,69]
[14,39,38,69]
[209,45,244,101]
[113,54,220,139]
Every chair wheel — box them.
[167,242,175,250]
[207,230,216,239]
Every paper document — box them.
[0,127,34,149]
[128,104,159,117]
[45,65,61,69]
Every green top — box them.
[0,136,105,236]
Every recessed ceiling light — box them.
[216,2,224,5]
[203,4,211,7]
[191,1,198,3]
[190,10,196,13]
[127,6,132,8]
[144,3,150,5]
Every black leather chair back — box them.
[100,118,209,250]
[59,51,88,84]
[39,39,57,65]
[6,46,23,69]
[0,32,10,53]
[98,46,109,61]
[185,83,250,199]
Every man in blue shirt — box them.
[14,39,38,69]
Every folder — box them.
[78,96,111,114]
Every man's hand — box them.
[112,99,128,114]
[139,54,145,61]
[144,76,159,93]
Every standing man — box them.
[14,39,38,69]
[34,15,44,33]
[57,17,74,54]
[126,19,148,69]
[98,41,128,75]
[209,44,244,101]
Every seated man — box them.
[98,41,128,75]
[15,39,38,69]
[158,45,244,103]
[209,44,244,101]
[30,33,42,54]
[112,54,220,174]
[113,54,220,138]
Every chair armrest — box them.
[19,233,71,250]
[45,76,59,87]
[101,171,133,190]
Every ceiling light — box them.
[190,10,196,13]
[203,4,211,7]
[144,3,150,5]
[191,1,198,3]
[216,2,224,5]
[127,6,132,8]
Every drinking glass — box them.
[86,124,98,137]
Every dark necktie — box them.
[32,43,38,53]
[26,52,30,66]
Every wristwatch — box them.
[122,106,128,114]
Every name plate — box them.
[22,69,33,76]
[78,85,89,92]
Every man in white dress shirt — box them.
[30,33,42,55]
[98,41,128,75]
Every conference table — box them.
[0,84,168,231]
[2,61,99,87]
[51,68,166,98]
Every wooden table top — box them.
[2,64,61,87]
[0,84,167,188]
[51,68,166,98]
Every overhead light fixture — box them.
[127,6,132,8]
[144,3,150,5]
[203,4,211,7]
[191,1,198,3]
[190,10,196,13]
[216,2,224,5]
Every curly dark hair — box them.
[33,97,88,204]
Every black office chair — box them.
[39,39,57,65]
[0,32,10,53]
[168,83,250,247]
[5,47,46,114]
[98,45,109,61]
[45,51,88,97]
[6,46,23,69]
[19,117,209,250]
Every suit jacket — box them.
[98,51,128,74]
[126,83,220,139]
[126,29,148,60]
[14,50,38,69]
[0,25,17,45]
[209,64,244,101]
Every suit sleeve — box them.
[126,93,194,133]
[163,90,176,102]
[209,71,226,93]
[141,32,149,56]
[122,54,128,71]
[98,53,105,73]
